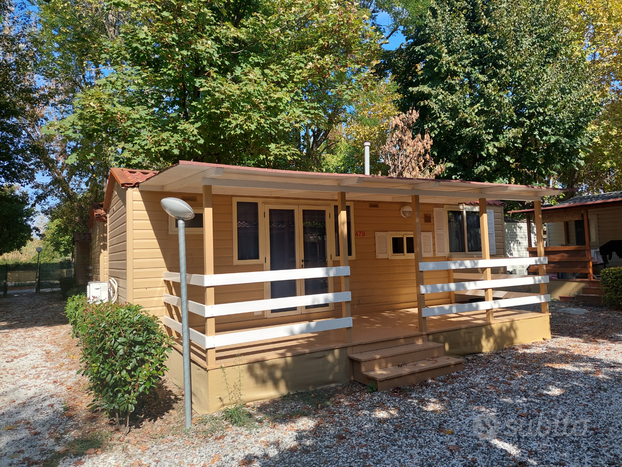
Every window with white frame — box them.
[168,208,203,234]
[233,200,262,264]
[375,231,416,259]
[445,206,496,255]
[389,232,415,259]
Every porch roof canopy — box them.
[510,191,622,223]
[137,161,562,204]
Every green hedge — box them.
[601,267,622,309]
[65,296,172,429]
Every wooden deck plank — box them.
[211,306,546,368]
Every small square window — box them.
[169,208,203,234]
[176,213,203,229]
[387,232,415,259]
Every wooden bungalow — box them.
[512,191,622,303]
[90,161,560,413]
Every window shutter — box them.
[421,232,434,257]
[375,232,389,258]
[433,208,447,257]
[487,209,496,256]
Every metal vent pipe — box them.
[364,141,371,175]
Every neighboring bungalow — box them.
[512,191,622,303]
[89,161,560,413]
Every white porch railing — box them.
[162,266,352,349]
[419,257,550,318]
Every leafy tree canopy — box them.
[561,0,622,193]
[322,79,399,175]
[391,0,602,186]
[0,0,40,185]
[51,0,382,172]
[0,186,34,256]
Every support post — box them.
[534,200,549,313]
[526,214,533,249]
[413,195,427,335]
[582,209,593,280]
[447,269,455,304]
[203,185,216,368]
[479,198,494,323]
[338,192,353,349]
[563,221,569,245]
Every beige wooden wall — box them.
[108,186,508,332]
[348,200,444,313]
[107,184,128,302]
[90,221,108,282]
[491,205,506,256]
[131,190,341,332]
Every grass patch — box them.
[43,430,110,467]
[222,404,255,428]
[366,380,378,393]
[197,414,227,436]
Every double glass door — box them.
[266,206,330,315]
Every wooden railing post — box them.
[447,269,455,304]
[203,185,216,368]
[413,195,427,335]
[582,209,594,280]
[534,200,550,313]
[479,198,494,323]
[338,192,352,348]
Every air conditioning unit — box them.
[87,281,109,303]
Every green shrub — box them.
[67,286,85,298]
[59,277,77,299]
[601,267,622,309]
[64,299,172,431]
[65,294,88,334]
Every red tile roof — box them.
[103,168,159,211]
[110,168,158,187]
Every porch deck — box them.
[207,307,547,368]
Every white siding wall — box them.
[505,221,536,274]
[547,222,566,247]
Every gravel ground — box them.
[1,293,621,467]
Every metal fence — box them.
[1,261,73,293]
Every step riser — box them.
[575,294,603,305]
[351,335,425,353]
[582,287,603,295]
[354,347,445,373]
[375,363,464,391]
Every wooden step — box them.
[351,335,425,354]
[575,294,603,305]
[349,342,445,373]
[355,356,464,391]
[582,286,603,295]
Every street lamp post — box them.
[161,197,195,429]
[35,247,42,294]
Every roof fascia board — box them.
[161,167,223,193]
[199,177,541,201]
